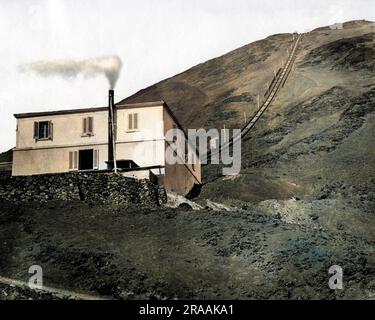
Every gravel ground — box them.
[0,200,374,300]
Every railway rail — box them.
[202,33,302,163]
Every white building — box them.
[13,92,201,195]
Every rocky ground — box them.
[0,199,374,300]
[0,283,70,300]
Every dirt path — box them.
[0,275,108,300]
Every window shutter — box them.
[128,113,133,130]
[88,117,93,134]
[69,152,73,170]
[48,121,53,140]
[83,118,87,134]
[134,113,138,129]
[73,151,78,170]
[34,122,39,139]
[93,150,99,169]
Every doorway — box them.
[79,149,93,170]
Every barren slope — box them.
[198,21,375,237]
[120,33,295,129]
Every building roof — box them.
[13,101,166,119]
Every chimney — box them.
[108,89,117,171]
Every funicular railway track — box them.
[202,33,302,163]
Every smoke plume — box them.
[19,55,122,89]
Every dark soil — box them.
[0,200,374,300]
[301,33,375,71]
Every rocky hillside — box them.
[120,20,374,131]
[124,19,375,252]
[200,21,375,202]
[120,32,294,129]
[121,19,375,211]
[0,149,12,162]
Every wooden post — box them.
[244,112,247,123]
[257,94,260,109]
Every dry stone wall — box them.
[0,172,158,206]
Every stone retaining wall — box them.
[0,172,158,206]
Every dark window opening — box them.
[79,149,94,170]
[39,121,49,139]
[34,121,52,140]
[128,113,139,130]
[82,117,94,135]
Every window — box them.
[78,149,93,170]
[82,117,94,136]
[34,121,53,140]
[69,151,78,170]
[128,113,138,130]
[69,149,99,171]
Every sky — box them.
[0,0,374,151]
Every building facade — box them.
[13,99,201,195]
